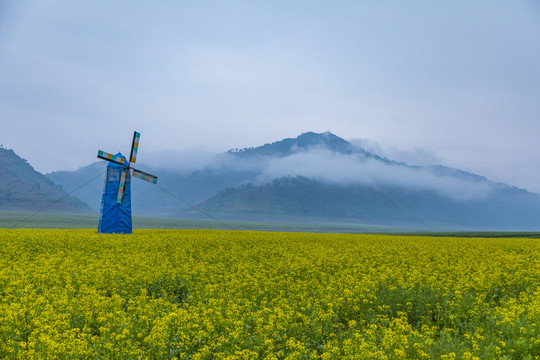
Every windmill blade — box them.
[132,169,158,184]
[98,150,127,167]
[129,131,141,164]
[116,170,128,204]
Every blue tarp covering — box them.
[98,153,132,234]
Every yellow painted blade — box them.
[132,169,158,184]
[98,150,126,166]
[117,171,127,204]
[129,131,140,164]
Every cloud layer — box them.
[254,149,493,201]
[149,147,494,201]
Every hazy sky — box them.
[1,1,540,191]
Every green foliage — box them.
[146,277,189,304]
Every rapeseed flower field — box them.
[0,229,538,359]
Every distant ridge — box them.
[0,147,90,212]
[47,132,540,230]
[199,175,540,230]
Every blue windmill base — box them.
[98,157,132,234]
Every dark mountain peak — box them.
[296,131,358,153]
[228,131,365,157]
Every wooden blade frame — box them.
[98,150,127,166]
[117,170,128,204]
[97,131,157,206]
[129,131,140,164]
[132,169,158,184]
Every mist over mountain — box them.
[201,176,540,229]
[46,132,540,230]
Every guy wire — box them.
[154,184,237,231]
[8,172,237,231]
[10,172,104,228]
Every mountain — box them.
[47,132,540,230]
[200,176,540,230]
[47,161,256,217]
[0,147,90,212]
[201,132,540,230]
[48,132,367,215]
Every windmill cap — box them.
[107,153,128,168]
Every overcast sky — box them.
[1,1,540,192]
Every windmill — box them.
[97,131,158,234]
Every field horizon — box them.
[3,210,540,238]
